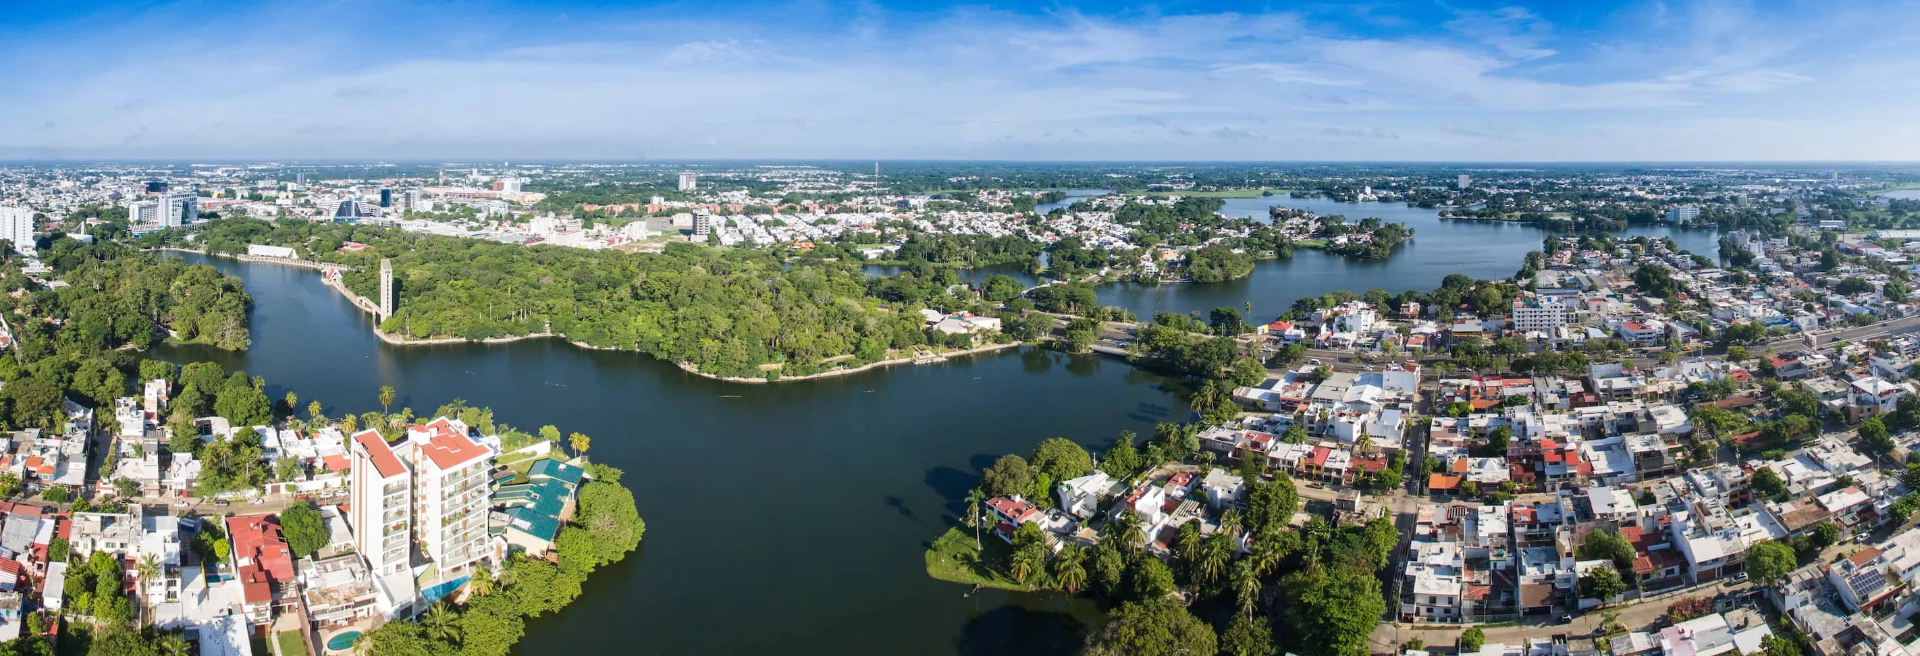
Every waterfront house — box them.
[985,495,1041,543]
[226,514,295,626]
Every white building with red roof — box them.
[401,418,493,583]
[984,495,1041,543]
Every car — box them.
[173,500,189,508]
[1307,358,1322,365]
[1732,572,1749,584]
[212,499,230,507]
[1558,614,1574,624]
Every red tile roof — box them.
[415,418,489,471]
[351,430,406,478]
[227,514,293,605]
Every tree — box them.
[569,432,591,457]
[282,391,298,418]
[1810,521,1843,552]
[1100,434,1142,478]
[1459,627,1486,653]
[1580,529,1637,575]
[279,502,330,558]
[421,601,460,643]
[1860,416,1895,461]
[1053,543,1087,593]
[980,454,1034,498]
[1031,438,1094,482]
[539,425,561,444]
[1281,563,1387,656]
[113,477,139,498]
[1759,633,1805,656]
[380,384,396,413]
[1753,466,1787,498]
[1747,540,1797,587]
[308,399,323,420]
[1580,564,1627,602]
[1231,559,1262,618]
[1218,615,1275,656]
[1244,473,1298,537]
[1080,599,1217,656]
[1128,555,1176,600]
[1487,425,1512,453]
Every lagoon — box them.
[157,252,1184,656]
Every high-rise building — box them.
[295,172,307,185]
[1666,206,1700,224]
[379,258,395,319]
[128,199,162,225]
[348,417,495,615]
[693,213,713,237]
[402,418,492,579]
[678,172,697,192]
[1511,297,1570,332]
[379,189,393,208]
[163,193,197,227]
[0,206,34,254]
[349,430,412,577]
[145,181,169,194]
[1457,174,1471,189]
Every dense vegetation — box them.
[151,219,996,379]
[949,423,1394,656]
[363,462,645,656]
[0,240,251,433]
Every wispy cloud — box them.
[0,0,1912,160]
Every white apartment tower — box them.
[0,205,33,254]
[349,429,412,576]
[693,213,713,237]
[401,419,493,579]
[1667,206,1700,224]
[677,172,697,192]
[1457,174,1472,189]
[379,258,395,319]
[1512,297,1570,332]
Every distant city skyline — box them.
[2,0,1917,161]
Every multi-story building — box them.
[1511,297,1569,332]
[162,193,197,227]
[349,430,411,578]
[1666,205,1700,224]
[678,172,697,192]
[402,418,492,582]
[0,206,32,254]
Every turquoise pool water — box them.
[326,631,362,651]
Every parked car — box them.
[212,499,230,507]
[1731,572,1749,584]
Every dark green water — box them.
[156,252,1185,656]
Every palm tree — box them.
[1355,434,1373,458]
[1009,546,1041,584]
[1250,532,1289,577]
[1218,509,1244,539]
[157,635,190,656]
[1108,510,1145,552]
[421,602,459,643]
[569,433,591,458]
[308,399,323,420]
[1053,544,1087,593]
[379,385,395,413]
[963,489,986,549]
[1176,523,1204,564]
[1231,559,1262,618]
[1200,535,1233,581]
[469,567,495,597]
[283,391,298,419]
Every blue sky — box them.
[1,0,1915,161]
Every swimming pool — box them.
[325,631,361,651]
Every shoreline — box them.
[674,341,1025,383]
[166,246,1029,383]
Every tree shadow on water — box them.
[1021,348,1057,375]
[952,604,1091,656]
[925,464,982,524]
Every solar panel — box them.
[1850,568,1887,598]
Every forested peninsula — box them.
[147,219,1040,380]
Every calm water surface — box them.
[874,196,1717,320]
[157,253,1186,656]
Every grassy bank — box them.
[924,526,1033,592]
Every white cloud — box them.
[0,0,1914,160]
